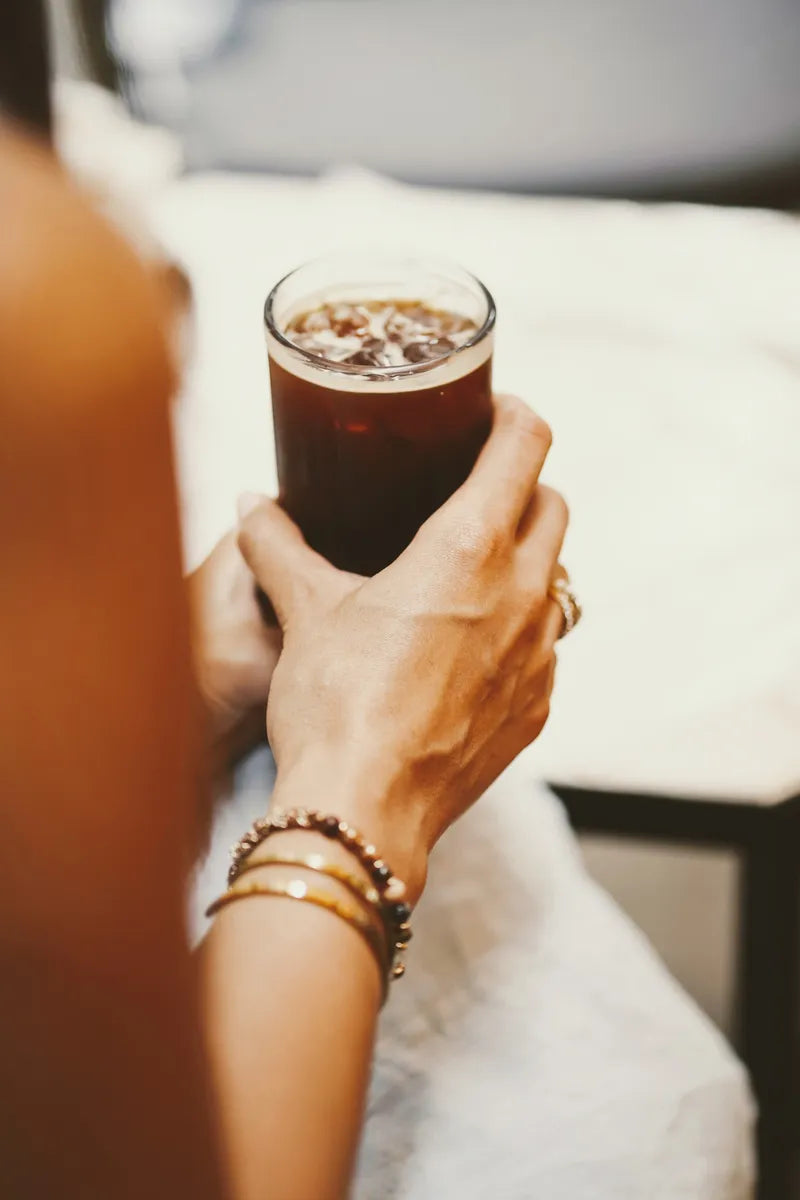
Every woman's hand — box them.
[189,529,282,760]
[207,394,568,1200]
[237,394,568,899]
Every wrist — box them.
[269,754,430,905]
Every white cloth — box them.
[192,749,755,1199]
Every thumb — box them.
[236,493,332,627]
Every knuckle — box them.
[514,404,552,451]
[538,485,569,528]
[535,699,551,730]
[236,524,255,560]
[520,696,550,743]
[450,514,510,566]
[450,520,493,564]
[533,582,551,614]
[496,393,542,430]
[520,574,549,615]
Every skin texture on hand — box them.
[238,394,568,899]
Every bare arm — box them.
[202,825,385,1200]
[0,129,226,1200]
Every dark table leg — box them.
[551,784,800,1200]
[737,809,800,1200]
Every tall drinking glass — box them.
[264,254,495,575]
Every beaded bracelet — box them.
[207,878,389,1001]
[228,808,413,980]
[230,809,400,893]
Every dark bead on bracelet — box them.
[321,815,341,837]
[371,860,392,884]
[394,924,413,945]
[387,901,412,925]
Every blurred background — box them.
[58,0,800,206]
[42,0,800,1041]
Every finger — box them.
[517,486,569,581]
[236,493,334,627]
[534,652,557,730]
[449,394,552,530]
[542,558,584,643]
[542,588,567,646]
[526,649,557,714]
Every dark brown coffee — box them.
[266,271,495,577]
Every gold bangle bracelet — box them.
[206,879,389,1001]
[234,852,382,908]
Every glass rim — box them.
[263,255,496,383]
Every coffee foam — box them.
[267,329,493,393]
[267,295,492,393]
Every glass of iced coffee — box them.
[264,254,495,576]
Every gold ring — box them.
[548,575,582,638]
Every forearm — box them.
[202,883,380,1200]
[0,131,227,1193]
[200,772,429,1200]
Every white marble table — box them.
[57,86,800,807]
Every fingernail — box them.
[236,491,263,521]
